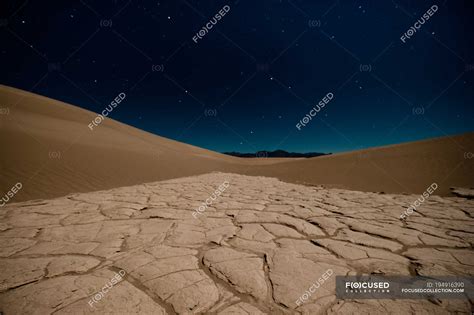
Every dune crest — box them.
[1,85,473,201]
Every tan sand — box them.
[1,84,473,202]
[245,132,474,196]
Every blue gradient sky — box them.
[2,0,473,153]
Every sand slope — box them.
[0,85,244,201]
[246,133,474,196]
[1,85,473,201]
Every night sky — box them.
[1,0,473,153]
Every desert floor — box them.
[1,173,473,314]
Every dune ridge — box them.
[1,84,473,202]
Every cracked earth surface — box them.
[0,173,473,314]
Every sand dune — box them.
[1,85,473,202]
[246,133,474,196]
[0,85,243,201]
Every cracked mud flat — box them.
[0,173,473,314]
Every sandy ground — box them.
[0,173,473,314]
[1,85,474,202]
[1,86,473,314]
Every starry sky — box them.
[1,0,474,153]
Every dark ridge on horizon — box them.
[223,150,331,158]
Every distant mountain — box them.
[223,150,330,158]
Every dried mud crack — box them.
[0,173,473,314]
